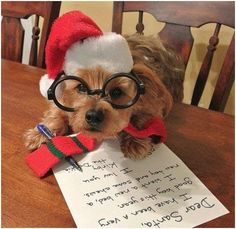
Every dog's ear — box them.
[133,64,173,118]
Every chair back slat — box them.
[1,1,61,68]
[1,17,25,62]
[209,33,235,111]
[191,23,221,106]
[112,2,123,34]
[29,15,40,66]
[136,11,144,34]
[112,1,235,112]
[37,2,61,68]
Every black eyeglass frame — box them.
[47,71,145,112]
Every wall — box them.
[21,16,34,64]
[60,1,234,115]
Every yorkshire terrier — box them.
[24,34,184,160]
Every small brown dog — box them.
[24,34,184,160]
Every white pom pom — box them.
[39,74,64,99]
[39,74,55,98]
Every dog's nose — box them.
[85,109,104,126]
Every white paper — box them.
[53,140,229,228]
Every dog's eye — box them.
[109,87,123,99]
[76,84,87,93]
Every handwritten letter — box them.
[53,140,229,227]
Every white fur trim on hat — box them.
[64,32,133,75]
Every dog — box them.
[24,34,185,160]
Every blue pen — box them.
[37,124,83,172]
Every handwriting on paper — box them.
[67,160,214,227]
[53,141,229,228]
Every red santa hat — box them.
[40,10,134,98]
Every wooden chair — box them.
[1,1,61,68]
[112,2,235,112]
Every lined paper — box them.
[53,140,229,227]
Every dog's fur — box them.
[24,34,185,160]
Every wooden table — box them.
[2,59,234,227]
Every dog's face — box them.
[59,64,173,141]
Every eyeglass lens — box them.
[104,76,137,106]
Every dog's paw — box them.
[23,128,48,151]
[120,135,152,160]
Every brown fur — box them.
[126,34,185,102]
[24,35,184,159]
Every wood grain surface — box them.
[2,59,234,227]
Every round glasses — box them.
[47,71,145,112]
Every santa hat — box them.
[40,10,133,98]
